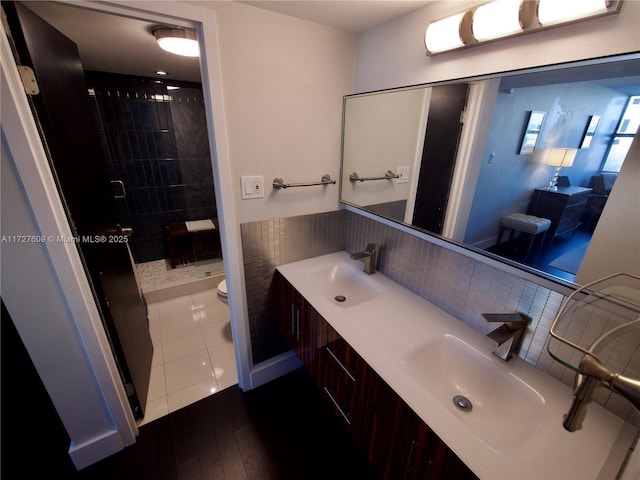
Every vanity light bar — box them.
[424,0,622,55]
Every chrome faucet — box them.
[563,354,640,432]
[351,243,381,274]
[482,313,529,361]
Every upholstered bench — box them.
[496,213,551,258]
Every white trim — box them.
[404,88,431,225]
[249,351,303,389]
[1,15,136,464]
[68,430,125,470]
[442,79,500,242]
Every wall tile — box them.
[87,71,216,263]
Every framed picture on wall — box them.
[580,115,601,148]
[519,111,546,154]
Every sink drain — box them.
[334,295,346,302]
[453,395,473,412]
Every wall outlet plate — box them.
[396,166,410,184]
[241,175,264,199]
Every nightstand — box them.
[526,186,592,241]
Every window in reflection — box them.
[602,95,640,173]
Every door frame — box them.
[1,0,251,468]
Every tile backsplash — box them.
[241,209,639,426]
[240,211,347,363]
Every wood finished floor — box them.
[74,368,380,480]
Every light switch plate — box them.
[396,166,410,184]
[240,175,264,199]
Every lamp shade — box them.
[546,148,577,167]
[472,0,524,42]
[153,27,199,57]
[425,12,466,54]
[538,0,608,26]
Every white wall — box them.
[205,1,355,223]
[354,1,640,92]
[341,86,428,207]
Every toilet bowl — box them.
[217,279,228,303]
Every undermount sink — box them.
[402,334,546,452]
[305,262,381,307]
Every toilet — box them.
[217,279,228,303]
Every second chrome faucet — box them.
[351,243,381,274]
[482,312,530,361]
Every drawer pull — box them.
[326,347,356,382]
[323,387,351,425]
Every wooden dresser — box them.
[527,186,592,241]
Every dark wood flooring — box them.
[75,369,380,480]
[1,305,380,480]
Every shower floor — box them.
[137,258,225,300]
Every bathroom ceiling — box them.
[23,1,435,83]
[239,1,434,33]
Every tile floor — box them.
[139,289,237,426]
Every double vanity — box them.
[273,251,634,479]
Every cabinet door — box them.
[272,271,314,367]
[272,270,295,347]
[369,376,477,480]
[315,321,376,449]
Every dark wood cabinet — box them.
[272,270,315,368]
[526,187,592,240]
[272,271,477,480]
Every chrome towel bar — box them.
[349,170,399,182]
[272,174,335,190]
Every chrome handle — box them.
[110,180,126,198]
[325,347,355,382]
[296,309,300,341]
[117,224,133,237]
[323,387,351,425]
[291,304,295,335]
[403,440,417,480]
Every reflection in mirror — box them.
[519,110,546,154]
[340,54,640,284]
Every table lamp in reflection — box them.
[546,148,576,191]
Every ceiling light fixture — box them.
[155,70,169,76]
[152,27,199,57]
[424,0,622,56]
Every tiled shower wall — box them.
[87,71,216,263]
[241,209,638,425]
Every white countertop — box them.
[277,251,635,480]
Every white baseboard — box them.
[249,350,302,389]
[68,428,126,470]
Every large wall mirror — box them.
[340,53,640,284]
